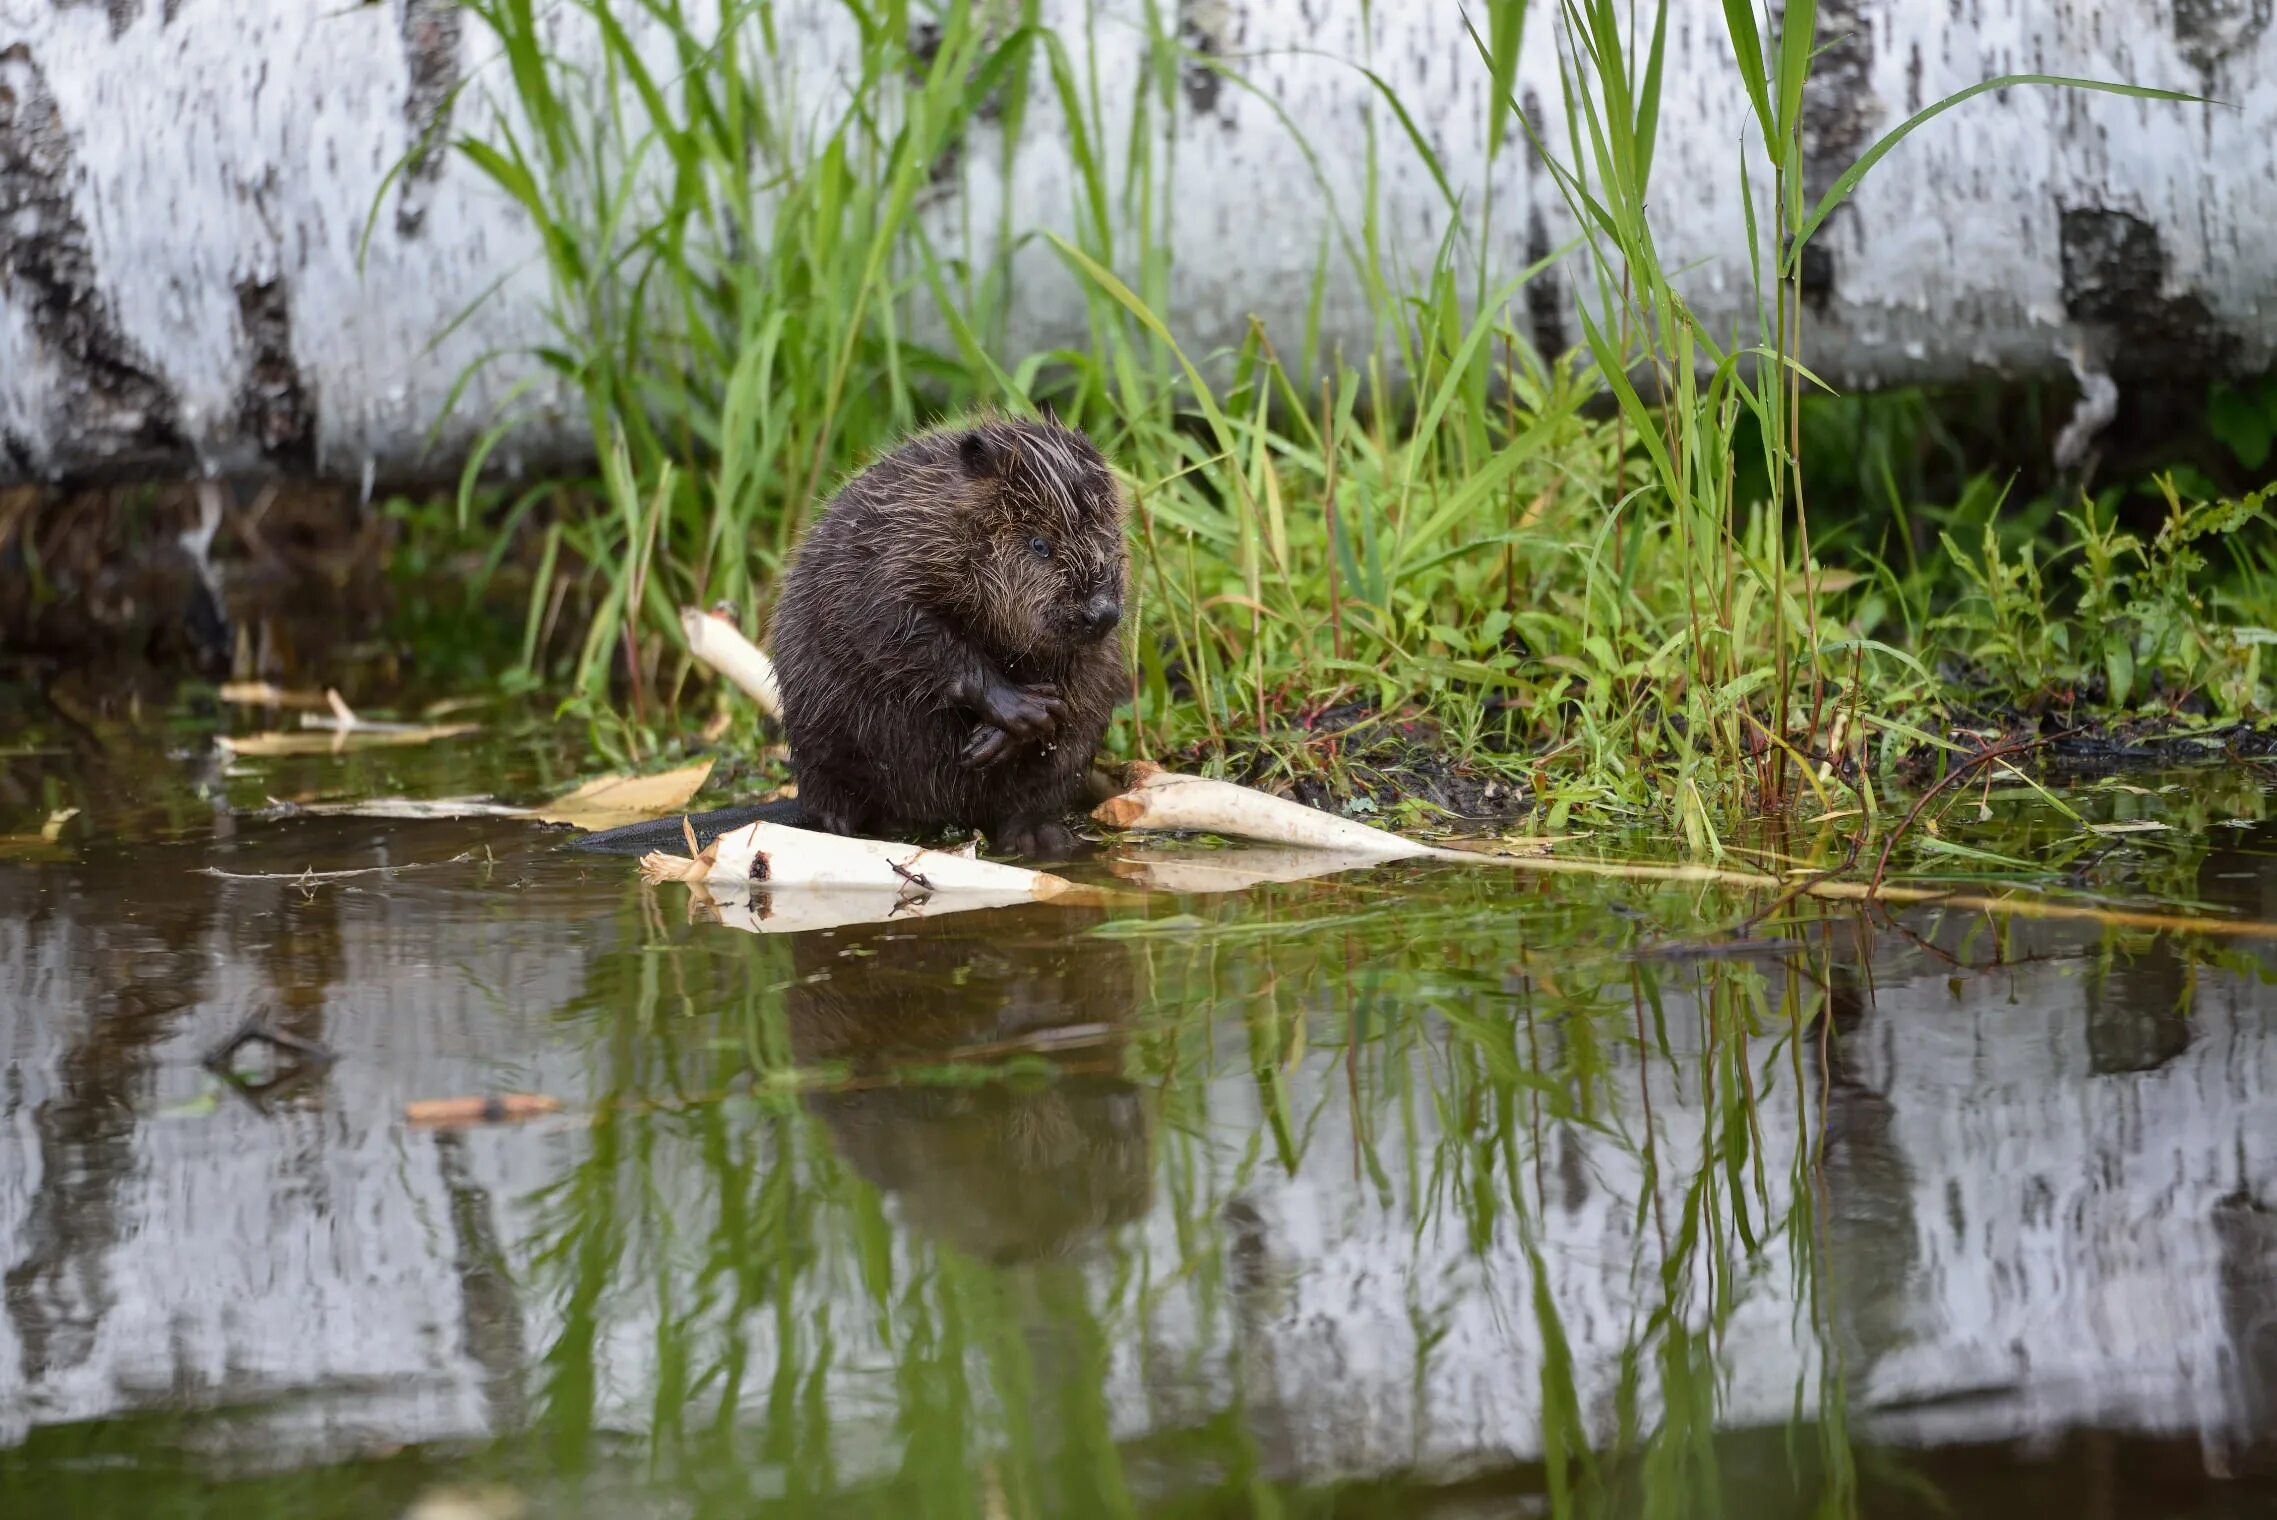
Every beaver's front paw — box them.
[975,679,1069,743]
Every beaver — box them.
[569,413,1128,860]
[770,413,1129,858]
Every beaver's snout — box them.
[1080,593,1122,641]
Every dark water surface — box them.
[5,688,2277,1518]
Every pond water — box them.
[4,684,2277,1518]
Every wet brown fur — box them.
[768,412,1130,858]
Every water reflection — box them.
[785,908,1152,1266]
[2,745,2277,1516]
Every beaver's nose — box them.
[1082,595,1122,638]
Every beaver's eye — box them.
[1028,535,1053,559]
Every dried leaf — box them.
[530,759,717,832]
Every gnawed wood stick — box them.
[1091,764,1472,861]
[638,816,1079,899]
[680,605,781,716]
[1089,763,2277,941]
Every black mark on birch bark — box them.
[50,0,143,40]
[1524,206,1566,361]
[1180,0,1235,125]
[1790,0,1882,316]
[1520,86,1549,174]
[397,0,465,237]
[0,45,185,475]
[2174,0,2272,82]
[2059,206,2232,377]
[906,6,1021,198]
[235,277,317,470]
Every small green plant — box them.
[2208,374,2277,473]
[1926,478,2272,715]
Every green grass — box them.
[400,0,2274,849]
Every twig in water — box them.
[1732,827,1865,939]
[198,852,478,883]
[1868,732,2061,897]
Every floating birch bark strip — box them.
[680,605,782,717]
[638,816,1079,899]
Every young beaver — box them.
[767,413,1129,859]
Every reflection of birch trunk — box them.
[2212,1187,2277,1473]
[1811,970,1921,1388]
[2084,957,2193,1077]
[431,1131,531,1435]
[5,878,216,1383]
[1220,1194,1300,1480]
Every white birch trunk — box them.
[0,0,2269,485]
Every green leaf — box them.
[1634,1,1672,190]
[1482,0,1529,163]
[1910,836,2040,872]
[2208,383,2273,470]
[1773,0,1819,148]
[1720,0,1775,147]
[2104,640,2135,707]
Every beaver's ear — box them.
[957,428,1010,481]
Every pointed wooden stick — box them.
[1089,763,2277,941]
[679,604,781,717]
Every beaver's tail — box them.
[563,797,807,856]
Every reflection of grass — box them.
[408,0,2264,844]
[482,860,1917,1517]
[12,782,2266,1514]
[494,782,2277,1510]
